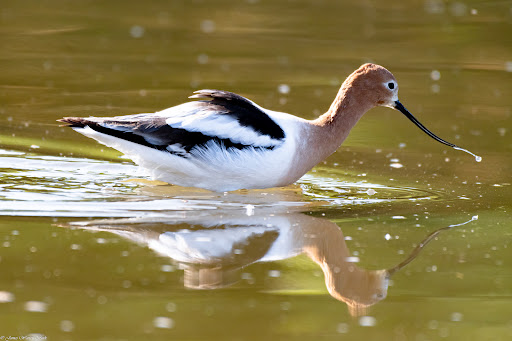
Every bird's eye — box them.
[387,82,395,90]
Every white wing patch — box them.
[162,105,282,148]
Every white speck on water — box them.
[424,0,445,14]
[153,316,174,329]
[24,301,48,312]
[428,320,439,329]
[392,216,406,219]
[0,291,15,303]
[337,323,349,333]
[30,144,40,149]
[43,60,52,71]
[450,312,463,322]
[96,238,107,244]
[430,70,441,81]
[505,61,512,72]
[366,188,376,196]
[398,142,406,148]
[497,127,507,136]
[280,302,291,311]
[245,204,255,216]
[439,327,450,338]
[241,273,253,280]
[200,20,216,33]
[345,256,360,263]
[161,264,174,272]
[139,89,147,97]
[278,84,290,94]
[197,53,209,64]
[329,77,340,86]
[97,295,107,304]
[3,241,10,247]
[359,316,377,327]
[471,8,478,15]
[70,243,82,250]
[450,2,468,16]
[130,25,145,38]
[384,233,392,241]
[122,280,132,288]
[121,250,130,257]
[445,157,450,162]
[431,84,440,93]
[344,236,353,241]
[390,163,403,169]
[268,270,281,278]
[166,302,177,312]
[60,320,75,332]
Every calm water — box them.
[1,0,511,340]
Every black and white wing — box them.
[59,90,286,157]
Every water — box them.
[1,0,512,340]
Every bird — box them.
[59,63,480,192]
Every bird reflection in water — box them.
[64,213,476,316]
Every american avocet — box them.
[59,63,480,192]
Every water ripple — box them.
[0,150,439,217]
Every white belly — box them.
[74,126,298,192]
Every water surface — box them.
[1,0,511,340]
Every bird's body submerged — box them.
[60,63,479,192]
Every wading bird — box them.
[59,63,479,191]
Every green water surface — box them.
[1,0,511,340]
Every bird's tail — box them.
[57,117,88,128]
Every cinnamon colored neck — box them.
[309,85,374,159]
[280,82,376,186]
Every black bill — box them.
[394,100,459,149]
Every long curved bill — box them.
[394,100,481,162]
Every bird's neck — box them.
[278,84,375,186]
[309,85,374,160]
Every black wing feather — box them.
[190,90,285,140]
[59,90,285,156]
